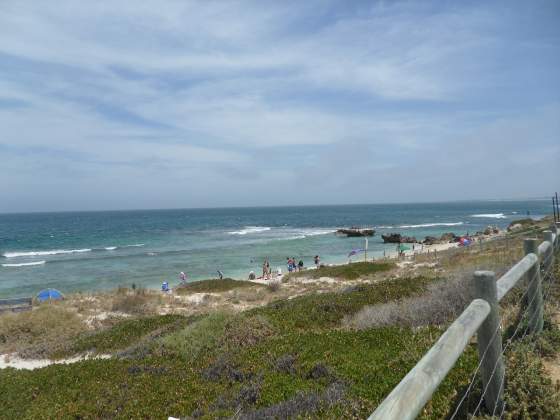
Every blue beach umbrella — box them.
[36,288,64,302]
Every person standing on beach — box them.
[286,257,292,273]
[314,255,320,267]
[298,260,304,271]
[263,259,268,279]
[179,272,186,284]
[266,259,270,279]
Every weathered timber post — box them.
[473,271,504,414]
[544,231,554,273]
[524,239,544,334]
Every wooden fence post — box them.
[544,231,554,273]
[524,239,544,334]
[473,271,504,414]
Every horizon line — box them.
[0,196,553,216]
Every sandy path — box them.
[0,353,111,370]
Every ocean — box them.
[0,200,551,298]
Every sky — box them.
[0,0,559,212]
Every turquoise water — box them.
[0,200,551,298]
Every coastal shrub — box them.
[174,278,256,294]
[508,218,535,227]
[265,281,281,292]
[465,339,560,420]
[0,305,85,358]
[62,314,186,356]
[344,275,471,329]
[274,354,297,375]
[238,382,347,420]
[222,315,274,350]
[252,276,436,331]
[202,355,250,383]
[110,287,163,315]
[288,261,394,280]
[0,324,471,419]
[499,341,560,419]
[159,312,229,358]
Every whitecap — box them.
[298,229,336,237]
[399,222,464,228]
[2,249,92,258]
[228,226,271,235]
[2,261,46,267]
[470,213,506,219]
[104,247,117,251]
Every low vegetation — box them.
[288,261,394,280]
[344,275,471,329]
[174,278,257,294]
[0,304,85,359]
[0,227,558,419]
[58,314,187,357]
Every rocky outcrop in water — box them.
[422,236,439,245]
[381,233,417,243]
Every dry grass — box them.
[111,287,163,315]
[0,304,85,358]
[343,275,472,329]
[222,314,274,349]
[265,281,281,292]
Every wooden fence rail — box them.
[369,222,560,420]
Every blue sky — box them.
[0,1,559,212]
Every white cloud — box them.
[0,1,558,211]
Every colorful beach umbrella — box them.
[36,288,64,302]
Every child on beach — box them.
[287,257,293,273]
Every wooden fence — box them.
[369,222,560,420]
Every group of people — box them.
[286,257,304,272]
[162,271,188,292]
[253,255,322,280]
[163,255,325,287]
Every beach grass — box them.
[288,261,395,280]
[0,304,85,359]
[57,314,188,357]
[174,278,257,294]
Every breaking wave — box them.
[228,226,271,235]
[2,249,92,258]
[471,213,506,219]
[2,244,145,259]
[399,222,464,228]
[2,261,46,267]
